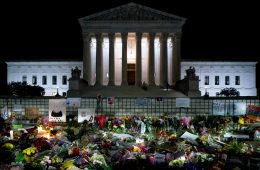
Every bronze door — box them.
[127,64,135,85]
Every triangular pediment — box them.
[79,2,185,22]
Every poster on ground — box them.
[66,98,81,107]
[246,105,260,122]
[13,104,23,114]
[1,106,8,119]
[176,98,190,108]
[25,107,39,119]
[213,101,246,116]
[213,100,225,115]
[49,99,66,122]
[136,98,148,106]
[234,102,246,115]
[107,97,115,105]
[78,108,95,123]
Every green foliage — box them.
[5,81,45,97]
[224,139,245,154]
[219,87,239,97]
[24,162,45,170]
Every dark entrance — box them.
[127,64,135,85]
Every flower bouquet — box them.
[90,153,110,169]
[223,139,247,155]
[22,146,38,163]
[111,118,125,133]
[96,115,106,130]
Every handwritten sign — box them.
[49,99,66,122]
[78,108,95,123]
[213,100,225,115]
[247,105,260,115]
[176,98,190,108]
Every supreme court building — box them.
[79,2,186,87]
[6,3,257,97]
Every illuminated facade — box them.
[78,2,186,87]
[6,60,257,97]
[181,61,257,96]
[5,3,258,97]
[6,61,82,96]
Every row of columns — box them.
[83,32,181,87]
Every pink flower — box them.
[138,144,147,153]
[180,116,191,127]
[149,155,155,165]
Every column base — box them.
[135,81,142,87]
[149,82,156,87]
[108,81,115,86]
[94,83,102,87]
[121,81,128,86]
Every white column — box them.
[160,33,168,87]
[108,33,115,86]
[121,32,128,86]
[83,33,91,84]
[172,33,182,85]
[148,33,156,86]
[136,32,142,86]
[168,35,173,85]
[95,33,103,86]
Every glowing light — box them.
[10,130,14,140]
[38,126,43,133]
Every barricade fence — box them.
[1,96,259,121]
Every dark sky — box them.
[1,0,259,62]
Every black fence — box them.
[0,96,259,119]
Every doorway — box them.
[127,64,135,85]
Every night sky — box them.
[0,0,259,89]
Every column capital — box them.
[121,32,128,39]
[83,33,91,42]
[135,32,143,39]
[148,32,156,40]
[174,32,182,40]
[161,32,169,39]
[108,32,115,39]
[95,33,103,46]
[95,33,103,39]
[83,33,90,38]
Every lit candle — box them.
[38,126,43,133]
[46,133,50,139]
[10,130,14,140]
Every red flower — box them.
[70,147,80,156]
[97,115,106,129]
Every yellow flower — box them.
[24,155,35,163]
[22,146,37,156]
[60,160,75,170]
[199,135,207,142]
[169,134,176,139]
[122,116,130,121]
[238,117,244,125]
[133,146,141,152]
[10,112,17,119]
[3,143,14,150]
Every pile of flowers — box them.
[0,114,259,169]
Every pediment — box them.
[79,2,186,22]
